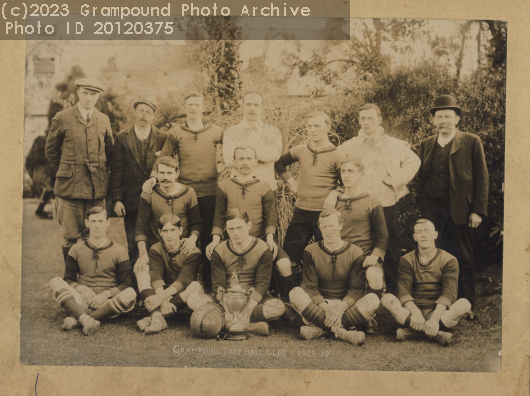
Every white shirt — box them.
[77,103,95,122]
[437,130,456,148]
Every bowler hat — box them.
[133,98,158,112]
[75,78,106,93]
[430,95,461,116]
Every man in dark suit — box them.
[110,99,168,269]
[418,95,489,319]
[46,78,114,263]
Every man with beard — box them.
[49,207,136,336]
[135,156,203,273]
[142,92,224,293]
[417,95,489,320]
[110,99,168,271]
[46,78,114,263]
[206,145,292,301]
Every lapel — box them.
[124,125,142,168]
[72,105,87,127]
[87,108,99,128]
[422,135,437,178]
[450,129,463,156]
[146,126,159,172]
[148,126,158,152]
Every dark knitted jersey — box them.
[211,237,273,303]
[275,143,343,211]
[397,248,459,309]
[212,177,277,239]
[148,242,201,293]
[336,193,388,259]
[135,185,203,247]
[302,241,365,306]
[64,240,132,296]
[152,123,223,197]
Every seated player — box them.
[135,156,203,272]
[289,209,380,346]
[206,145,293,301]
[381,219,472,346]
[336,156,388,298]
[188,208,285,336]
[49,207,136,336]
[135,214,203,334]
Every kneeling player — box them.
[381,219,471,346]
[49,207,137,336]
[135,214,203,334]
[188,208,285,337]
[289,209,380,346]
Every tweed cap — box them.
[430,95,462,116]
[75,78,106,92]
[133,98,158,112]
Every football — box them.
[190,303,224,339]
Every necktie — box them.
[86,113,91,124]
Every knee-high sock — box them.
[54,288,86,320]
[140,289,156,300]
[169,294,187,310]
[342,293,380,328]
[90,288,136,321]
[301,302,333,333]
[341,306,367,328]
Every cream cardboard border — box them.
[1,0,528,394]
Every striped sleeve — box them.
[437,257,459,307]
[397,257,415,305]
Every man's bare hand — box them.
[266,234,278,259]
[206,238,221,260]
[160,299,177,316]
[468,213,482,228]
[76,285,96,305]
[424,317,440,338]
[114,201,126,217]
[134,254,149,274]
[142,177,157,194]
[382,175,394,188]
[144,294,164,312]
[363,254,380,267]
[410,311,425,332]
[90,292,110,310]
[323,190,339,210]
[180,235,198,255]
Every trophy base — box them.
[224,329,248,341]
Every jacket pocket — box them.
[56,170,73,178]
[54,167,75,197]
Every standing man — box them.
[110,99,168,271]
[142,92,224,293]
[418,95,489,319]
[223,92,283,193]
[275,111,343,287]
[46,78,114,263]
[331,103,421,294]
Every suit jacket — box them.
[418,130,489,225]
[45,106,113,200]
[110,125,168,212]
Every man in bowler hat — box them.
[110,98,168,270]
[46,78,114,263]
[418,95,489,319]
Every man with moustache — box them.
[274,111,343,289]
[417,95,489,319]
[223,92,283,193]
[327,103,420,294]
[206,145,292,301]
[110,99,168,270]
[135,156,203,273]
[46,78,114,263]
[142,92,224,293]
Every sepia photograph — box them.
[20,17,505,373]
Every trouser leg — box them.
[382,205,398,294]
[197,195,216,294]
[454,225,476,310]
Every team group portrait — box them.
[21,18,505,371]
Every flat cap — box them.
[75,78,106,92]
[133,98,158,112]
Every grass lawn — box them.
[20,199,502,371]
